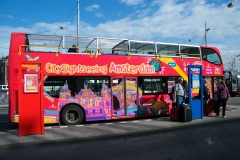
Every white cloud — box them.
[95,12,104,18]
[0,25,31,57]
[85,4,99,11]
[119,0,143,6]
[7,15,14,19]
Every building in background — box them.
[0,56,8,85]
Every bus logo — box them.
[168,62,176,67]
[214,67,221,74]
[191,68,200,73]
[150,60,161,72]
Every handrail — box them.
[18,45,60,56]
[18,45,202,60]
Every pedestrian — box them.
[216,80,229,118]
[169,80,177,108]
[173,77,186,108]
[203,78,210,106]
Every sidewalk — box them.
[1,109,240,147]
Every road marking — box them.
[132,120,140,123]
[59,126,68,128]
[145,119,152,121]
[76,125,84,127]
[119,121,127,123]
[7,129,17,132]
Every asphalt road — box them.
[0,120,239,160]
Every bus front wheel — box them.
[61,105,84,125]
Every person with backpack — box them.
[173,77,186,108]
[216,80,229,118]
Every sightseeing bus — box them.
[8,32,224,125]
[224,70,240,97]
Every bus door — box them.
[111,76,138,117]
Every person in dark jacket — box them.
[68,44,78,53]
[203,78,210,106]
[216,80,229,118]
[197,78,210,107]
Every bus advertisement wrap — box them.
[8,32,224,125]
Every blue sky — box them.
[0,0,240,69]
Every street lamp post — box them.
[77,0,80,50]
[77,0,80,37]
[204,2,234,46]
[204,21,210,46]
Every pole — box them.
[233,54,236,69]
[205,21,207,46]
[77,0,80,50]
[77,0,80,37]
[204,22,210,46]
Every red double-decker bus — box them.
[8,32,224,125]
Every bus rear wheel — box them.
[61,105,84,125]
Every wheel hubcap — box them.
[66,109,80,122]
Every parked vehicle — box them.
[0,85,8,91]
[224,70,240,97]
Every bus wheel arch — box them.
[60,104,85,125]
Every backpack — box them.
[169,86,175,100]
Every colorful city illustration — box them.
[43,80,169,123]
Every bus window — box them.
[157,44,179,57]
[44,76,74,98]
[138,77,166,94]
[232,79,237,84]
[75,77,110,96]
[202,48,222,65]
[130,41,155,55]
[180,45,200,58]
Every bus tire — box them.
[61,105,84,125]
